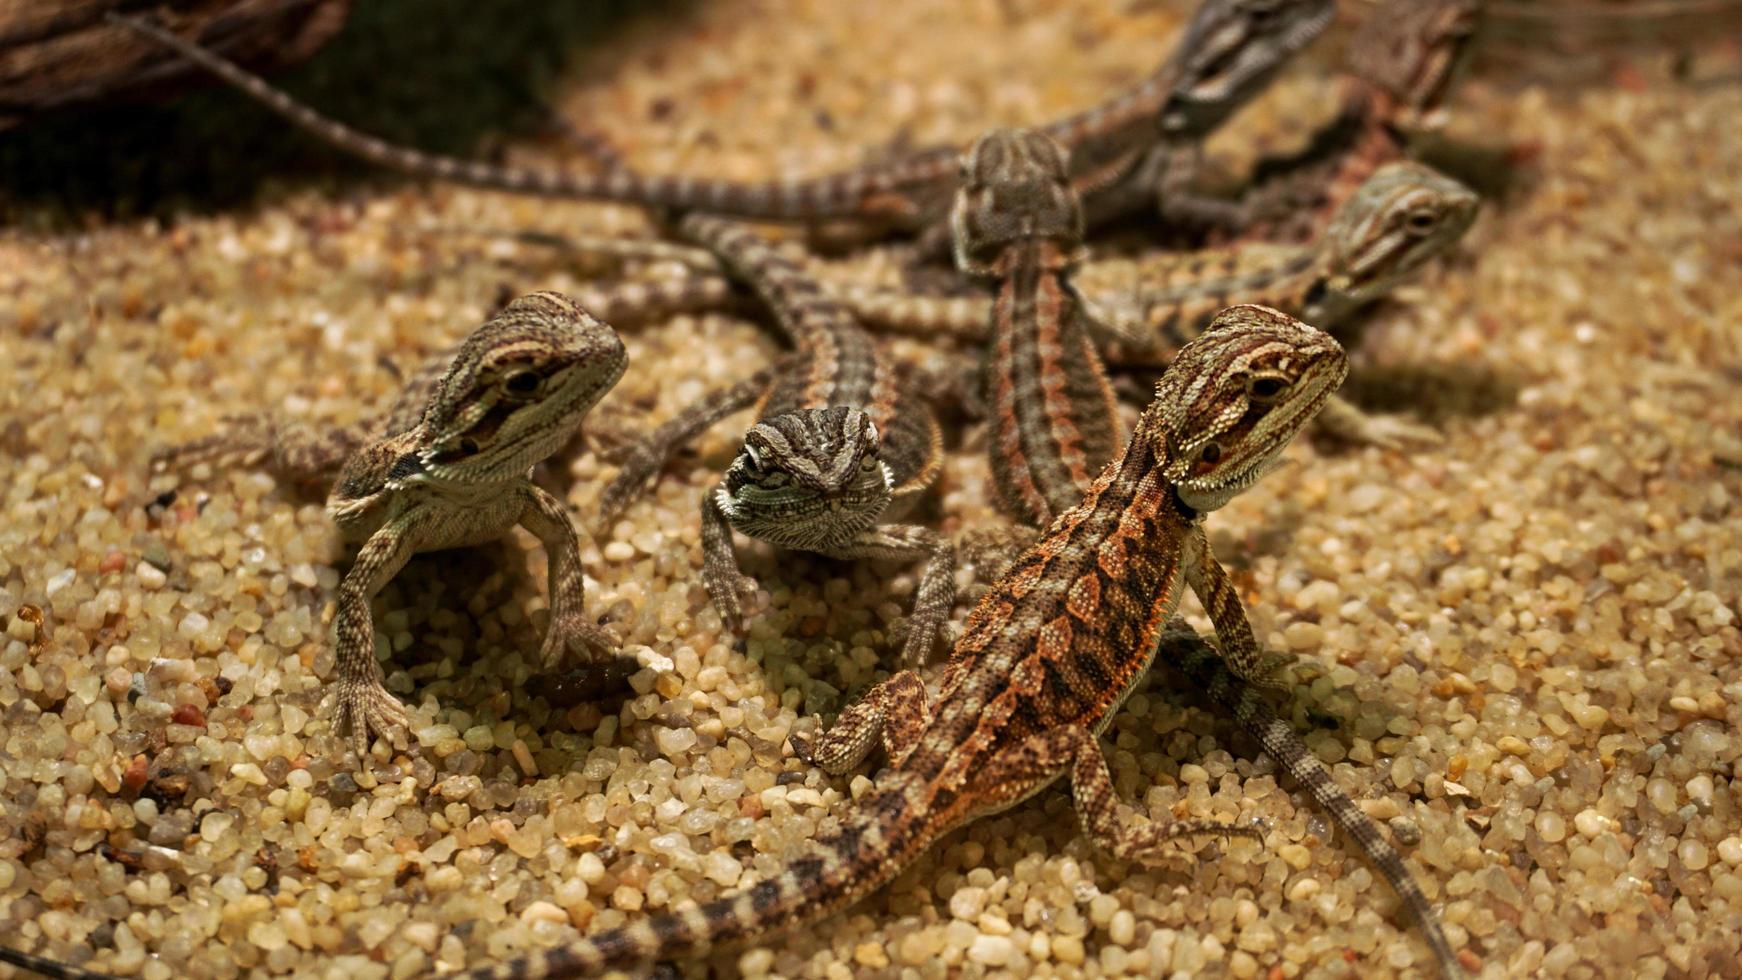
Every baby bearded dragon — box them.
[598,214,953,665]
[899,0,1337,256]
[832,159,1478,447]
[1075,159,1478,448]
[949,127,1123,529]
[464,159,1476,454]
[155,292,636,756]
[1116,159,1478,360]
[1164,0,1484,243]
[452,306,1458,978]
[108,0,1332,235]
[1071,0,1337,228]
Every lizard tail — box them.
[465,791,922,978]
[0,946,116,980]
[1169,636,1465,979]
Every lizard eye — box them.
[1402,209,1440,235]
[740,445,766,474]
[460,438,481,455]
[1240,0,1282,27]
[1247,376,1288,402]
[502,370,542,396]
[1199,442,1223,465]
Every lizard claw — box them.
[890,615,950,667]
[330,679,409,761]
[539,616,622,671]
[702,569,754,634]
[1315,397,1442,450]
[1352,413,1443,450]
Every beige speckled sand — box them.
[2,2,1740,978]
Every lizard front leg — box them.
[1314,393,1442,449]
[789,669,930,774]
[959,524,1041,585]
[517,483,638,693]
[597,364,780,524]
[822,524,956,667]
[1184,527,1293,693]
[700,484,755,634]
[973,726,1261,861]
[329,512,421,757]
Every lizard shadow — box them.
[375,535,636,723]
[1196,514,1425,766]
[0,0,697,220]
[1337,359,1523,427]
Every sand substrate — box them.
[2,2,1740,977]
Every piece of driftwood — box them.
[0,0,350,128]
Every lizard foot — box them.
[889,614,951,668]
[329,678,409,760]
[538,616,622,671]
[1316,400,1443,450]
[702,569,756,635]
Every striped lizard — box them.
[1162,0,1485,243]
[0,306,1462,980]
[151,292,637,758]
[949,127,1125,529]
[517,160,1480,448]
[109,0,1333,236]
[596,214,954,665]
[454,306,1462,977]
[855,159,1477,447]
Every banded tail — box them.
[1167,633,1464,978]
[0,946,114,979]
[109,15,915,223]
[466,789,923,978]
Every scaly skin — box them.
[512,160,1477,405]
[109,0,1333,235]
[0,306,1462,980]
[1163,0,1485,243]
[840,160,1479,447]
[1118,160,1479,359]
[470,160,1476,454]
[950,127,1123,528]
[153,293,637,759]
[449,306,1460,979]
[597,215,952,665]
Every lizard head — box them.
[716,407,892,538]
[416,292,627,484]
[1318,161,1478,312]
[1345,0,1483,124]
[950,127,1085,278]
[1150,305,1347,513]
[1158,0,1337,138]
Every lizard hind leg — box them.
[1314,393,1443,449]
[975,725,1262,865]
[789,669,930,774]
[153,412,367,487]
